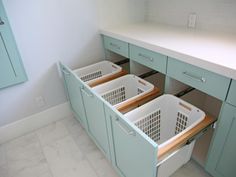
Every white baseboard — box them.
[0,102,72,144]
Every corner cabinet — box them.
[206,79,236,177]
[0,1,27,89]
[206,103,236,177]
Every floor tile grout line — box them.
[2,144,10,177]
[35,131,55,177]
[63,117,101,177]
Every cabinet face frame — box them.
[0,0,27,89]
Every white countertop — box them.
[100,23,236,80]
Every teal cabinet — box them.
[206,103,236,177]
[81,85,110,158]
[130,44,167,74]
[103,35,129,58]
[59,63,88,130]
[167,58,230,100]
[104,104,157,177]
[60,62,111,159]
[0,1,27,89]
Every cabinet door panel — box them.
[0,1,27,89]
[105,105,157,177]
[206,103,236,177]
[81,87,110,157]
[0,35,16,86]
[60,63,88,129]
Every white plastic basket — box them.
[124,94,205,177]
[73,60,122,84]
[92,74,154,108]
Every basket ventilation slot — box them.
[102,86,126,105]
[80,70,102,82]
[134,110,161,142]
[175,112,188,135]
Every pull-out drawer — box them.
[226,80,236,106]
[105,96,215,177]
[167,58,231,100]
[103,35,129,58]
[130,44,167,74]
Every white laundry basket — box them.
[124,94,205,177]
[73,60,123,85]
[92,74,155,109]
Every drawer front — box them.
[130,44,167,74]
[104,105,157,177]
[103,36,129,58]
[226,80,236,106]
[167,58,231,100]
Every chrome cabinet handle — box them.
[115,116,136,136]
[138,53,153,61]
[109,42,121,50]
[182,71,206,83]
[0,17,4,25]
[81,87,94,97]
[62,68,70,75]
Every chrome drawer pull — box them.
[182,71,206,83]
[62,68,70,75]
[0,17,4,25]
[138,53,153,61]
[115,117,136,136]
[109,42,121,50]
[81,87,94,97]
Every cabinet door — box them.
[104,104,157,177]
[81,86,110,158]
[60,63,88,130]
[0,1,27,89]
[206,103,236,177]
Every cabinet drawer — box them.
[103,36,129,58]
[130,45,167,74]
[167,58,231,100]
[226,80,236,106]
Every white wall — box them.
[0,0,105,126]
[0,0,147,127]
[96,0,147,28]
[147,0,236,33]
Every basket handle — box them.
[115,116,136,136]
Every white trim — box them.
[0,102,72,144]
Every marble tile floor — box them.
[0,116,212,177]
